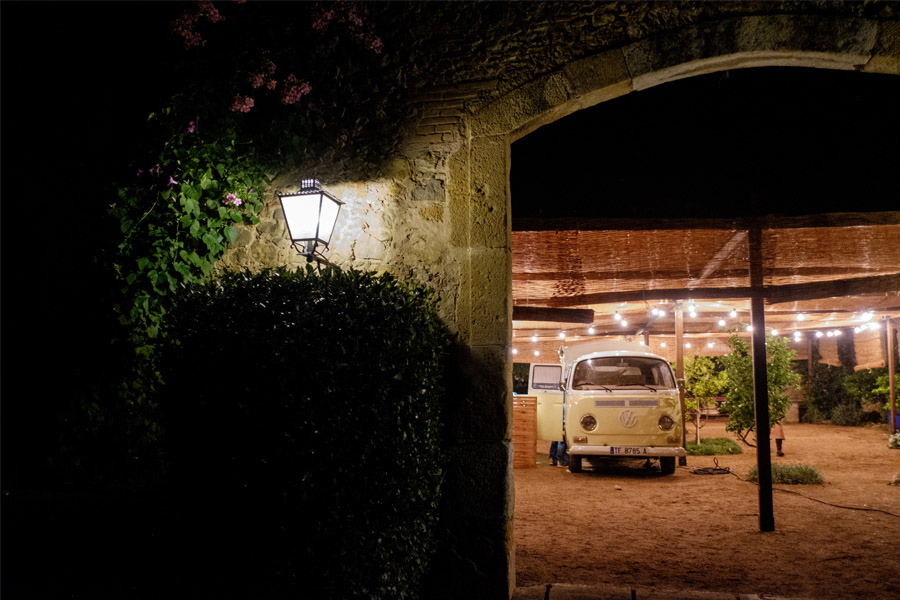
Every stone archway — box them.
[444,14,899,599]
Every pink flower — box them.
[248,73,265,88]
[280,74,311,105]
[266,79,277,90]
[187,120,197,133]
[168,176,178,187]
[370,37,383,54]
[136,169,144,177]
[199,1,224,23]
[224,193,243,207]
[230,94,255,113]
[265,59,276,75]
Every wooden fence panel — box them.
[512,396,537,468]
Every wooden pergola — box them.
[512,211,900,531]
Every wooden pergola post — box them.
[750,227,775,532]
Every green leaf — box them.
[224,225,237,245]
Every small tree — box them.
[720,332,801,447]
[684,355,728,443]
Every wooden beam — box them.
[512,265,890,282]
[512,211,900,232]
[762,273,900,304]
[529,274,900,308]
[512,306,594,324]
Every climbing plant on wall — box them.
[107,1,392,448]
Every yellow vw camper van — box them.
[560,340,685,474]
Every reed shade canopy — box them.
[278,179,344,263]
[511,212,900,363]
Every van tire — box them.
[568,454,582,473]
[660,457,676,474]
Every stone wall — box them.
[218,5,900,598]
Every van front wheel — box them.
[660,457,675,474]
[568,454,582,473]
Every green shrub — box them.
[159,267,450,598]
[686,437,743,456]
[829,402,864,427]
[747,463,824,485]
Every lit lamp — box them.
[278,178,344,264]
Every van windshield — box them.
[571,356,675,390]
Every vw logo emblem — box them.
[619,409,637,428]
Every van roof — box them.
[559,340,664,367]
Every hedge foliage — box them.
[686,437,743,456]
[747,463,824,485]
[159,267,451,598]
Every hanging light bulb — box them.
[512,348,518,355]
[718,318,726,327]
[730,309,738,318]
[685,342,692,349]
[797,313,806,321]
[661,342,667,348]
[745,324,752,332]
[588,326,595,335]
[826,331,834,337]
[868,322,880,330]
[816,331,823,338]
[533,350,540,357]
[771,329,779,336]
[834,330,842,336]
[531,334,538,343]
[614,311,622,321]
[558,332,565,339]
[707,342,714,348]
[621,319,628,327]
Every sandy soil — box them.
[514,421,900,599]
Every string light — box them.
[797,313,806,321]
[588,326,595,334]
[621,319,628,327]
[531,334,538,343]
[730,309,738,318]
[745,324,752,332]
[826,331,834,337]
[661,342,667,348]
[685,342,692,349]
[512,348,518,355]
[718,319,726,327]
[707,342,714,348]
[533,350,540,357]
[771,329,779,336]
[816,331,823,338]
[614,311,622,321]
[558,332,565,339]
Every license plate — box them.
[610,446,648,456]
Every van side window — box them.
[531,365,562,390]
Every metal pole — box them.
[749,226,774,532]
[888,317,896,435]
[675,301,687,465]
[751,296,774,531]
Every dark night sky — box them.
[512,67,900,219]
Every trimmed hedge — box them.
[747,463,824,485]
[159,267,450,598]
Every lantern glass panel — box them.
[281,193,322,241]
[318,194,341,245]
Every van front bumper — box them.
[568,445,687,457]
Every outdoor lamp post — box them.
[278,178,344,264]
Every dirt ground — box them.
[514,420,900,599]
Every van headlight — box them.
[658,415,675,431]
[580,414,597,432]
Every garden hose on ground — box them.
[688,457,732,475]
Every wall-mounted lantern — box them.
[278,178,344,264]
